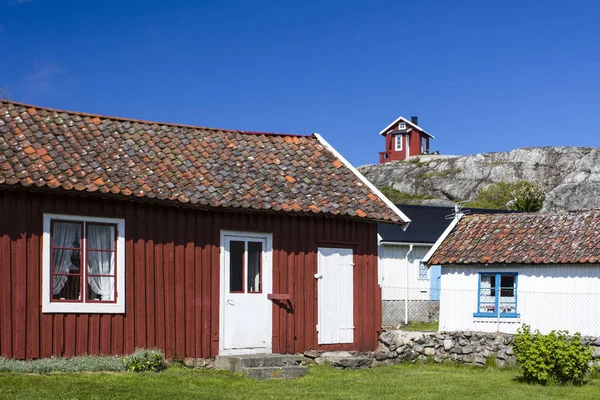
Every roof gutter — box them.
[313,133,411,228]
[379,241,433,247]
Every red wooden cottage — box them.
[0,100,409,360]
[379,116,434,163]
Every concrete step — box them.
[243,365,308,380]
[216,354,307,379]
[216,353,302,371]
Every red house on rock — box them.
[379,116,434,163]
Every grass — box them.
[378,186,435,204]
[0,363,599,399]
[402,321,439,331]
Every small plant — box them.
[512,324,593,385]
[122,349,166,372]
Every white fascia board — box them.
[422,213,463,264]
[313,133,411,225]
[378,116,434,139]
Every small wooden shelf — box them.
[267,293,291,300]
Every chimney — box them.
[411,116,418,126]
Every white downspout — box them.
[404,244,414,326]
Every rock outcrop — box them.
[358,147,600,211]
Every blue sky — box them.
[1,0,599,167]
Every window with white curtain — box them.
[42,214,125,313]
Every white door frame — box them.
[219,230,273,355]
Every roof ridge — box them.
[465,208,600,219]
[1,99,309,138]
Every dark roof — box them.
[427,210,600,265]
[378,205,515,244]
[0,100,404,223]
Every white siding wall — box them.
[440,264,600,335]
[379,244,432,300]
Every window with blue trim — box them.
[474,273,519,318]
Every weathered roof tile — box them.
[428,210,600,265]
[1,100,403,223]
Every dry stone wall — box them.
[372,330,600,368]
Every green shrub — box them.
[465,181,545,211]
[122,349,165,372]
[378,186,435,204]
[506,182,545,211]
[513,324,593,385]
[0,355,125,373]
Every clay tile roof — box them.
[0,100,405,223]
[428,210,600,265]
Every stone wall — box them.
[373,330,600,367]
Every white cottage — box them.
[379,205,514,327]
[423,210,600,336]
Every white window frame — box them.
[398,122,406,130]
[394,134,403,151]
[42,213,126,313]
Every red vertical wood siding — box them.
[381,129,430,163]
[0,189,382,359]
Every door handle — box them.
[227,299,234,306]
[314,273,322,279]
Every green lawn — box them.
[0,363,598,400]
[402,321,439,331]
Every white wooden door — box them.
[316,247,354,344]
[220,232,272,354]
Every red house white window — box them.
[42,214,125,313]
[394,135,403,151]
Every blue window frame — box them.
[474,272,519,318]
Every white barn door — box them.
[316,247,354,344]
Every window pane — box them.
[87,277,115,301]
[87,224,115,250]
[247,241,262,293]
[479,274,494,296]
[499,274,516,314]
[52,222,81,248]
[500,275,515,297]
[229,241,244,293]
[479,274,495,314]
[418,261,428,280]
[52,247,81,300]
[87,250,115,301]
[51,247,81,298]
[52,274,81,300]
